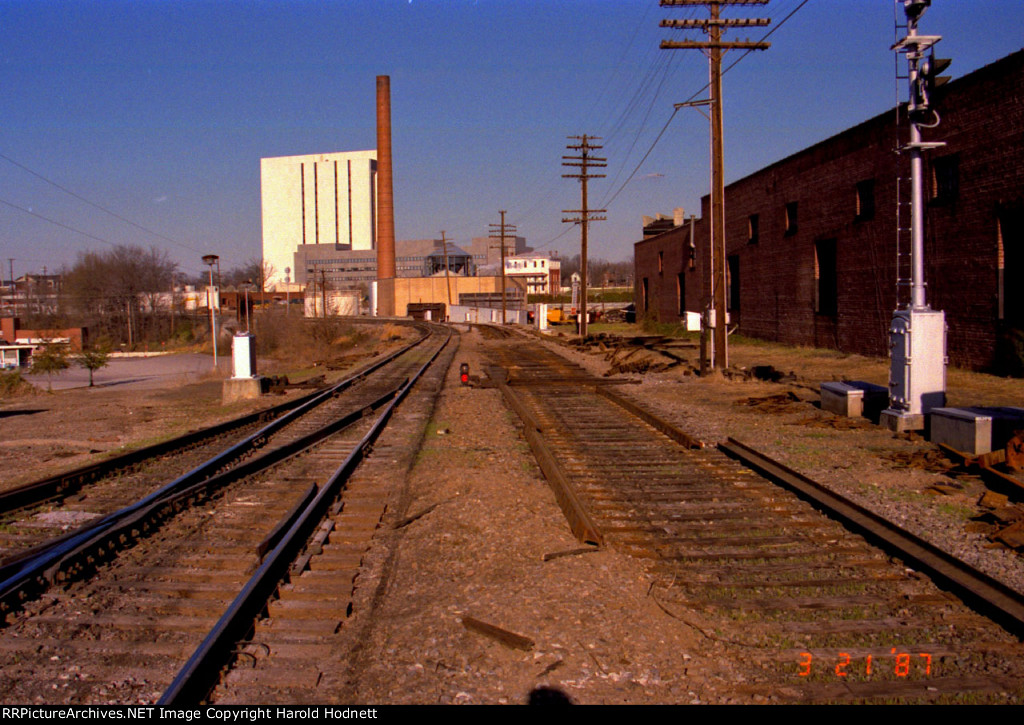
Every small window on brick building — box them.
[747,214,759,244]
[784,202,798,236]
[658,251,664,274]
[815,239,838,317]
[727,255,740,311]
[855,179,875,221]
[931,155,959,204]
[999,210,1024,326]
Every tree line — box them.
[17,245,270,350]
[557,255,633,287]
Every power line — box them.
[0,151,201,253]
[0,195,118,249]
[598,0,811,211]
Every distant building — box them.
[504,254,561,295]
[635,49,1024,372]
[290,236,529,287]
[2,274,63,317]
[261,150,534,291]
[1,318,86,352]
[423,243,475,277]
[261,150,378,288]
[641,209,687,239]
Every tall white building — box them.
[261,150,377,288]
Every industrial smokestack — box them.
[376,76,397,290]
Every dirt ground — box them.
[343,326,1024,704]
[3,322,1023,704]
[344,328,740,704]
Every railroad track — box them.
[0,322,427,565]
[0,321,427,593]
[485,334,1024,704]
[0,323,453,704]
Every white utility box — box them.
[881,308,947,431]
[231,333,257,379]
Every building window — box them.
[727,255,740,311]
[931,155,959,204]
[815,239,838,317]
[658,251,664,274]
[784,202,798,236]
[855,179,875,221]
[641,278,649,313]
[1000,210,1024,326]
[747,214,759,245]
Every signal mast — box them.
[881,0,952,431]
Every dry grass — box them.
[0,370,37,398]
[256,313,370,367]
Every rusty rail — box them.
[160,325,452,705]
[593,385,704,449]
[487,365,603,547]
[0,322,434,619]
[719,437,1024,637]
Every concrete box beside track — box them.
[930,406,1024,455]
[820,381,888,419]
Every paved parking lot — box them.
[21,353,229,391]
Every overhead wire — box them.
[0,152,202,254]
[0,195,119,250]
[598,0,813,211]
[510,6,684,232]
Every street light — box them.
[202,254,219,370]
[242,279,253,333]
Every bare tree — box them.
[63,246,178,348]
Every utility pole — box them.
[7,259,14,317]
[562,135,606,338]
[661,0,770,371]
[440,231,453,309]
[881,0,950,431]
[489,211,517,324]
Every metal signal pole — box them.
[562,135,606,338]
[661,0,770,370]
[489,211,518,325]
[881,0,949,431]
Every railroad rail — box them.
[0,323,452,704]
[0,321,429,568]
[484,332,1024,704]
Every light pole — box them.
[243,280,252,333]
[202,254,219,370]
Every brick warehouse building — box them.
[635,49,1024,372]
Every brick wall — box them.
[634,50,1024,371]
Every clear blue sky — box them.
[2,0,1022,280]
